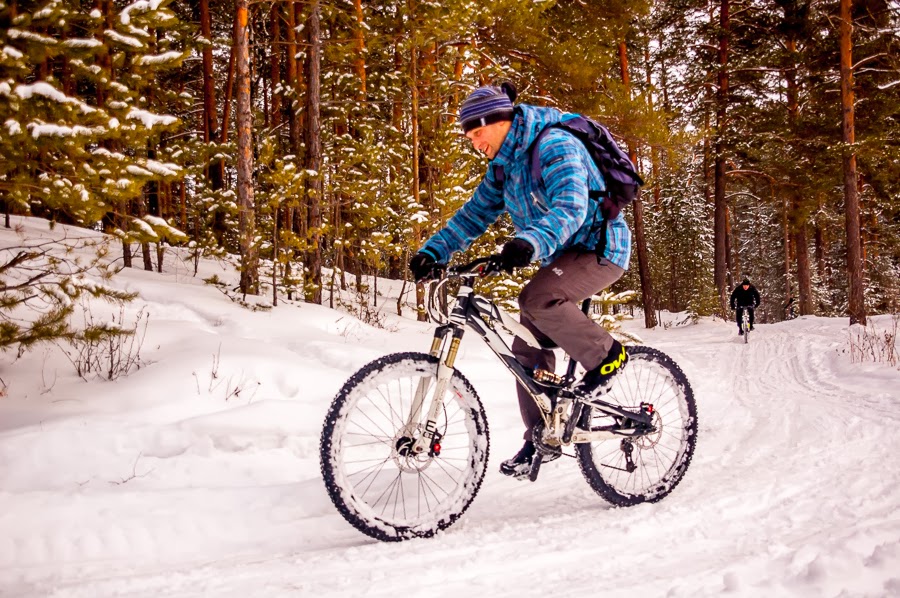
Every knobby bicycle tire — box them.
[576,346,698,507]
[320,352,489,542]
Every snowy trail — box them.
[4,313,898,598]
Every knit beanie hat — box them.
[458,82,516,133]
[742,278,750,285]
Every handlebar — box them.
[418,254,506,284]
[422,255,504,323]
[446,255,503,277]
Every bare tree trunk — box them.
[449,45,465,113]
[726,206,737,286]
[713,0,730,318]
[409,7,426,322]
[618,42,656,329]
[221,14,237,146]
[645,43,662,210]
[268,3,283,302]
[839,0,866,325]
[781,13,814,316]
[272,200,279,307]
[814,194,828,287]
[235,0,257,295]
[285,2,301,157]
[200,0,220,164]
[794,207,812,314]
[352,0,367,97]
[304,0,322,304]
[279,2,298,300]
[268,6,281,130]
[783,194,792,305]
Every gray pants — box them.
[511,251,625,439]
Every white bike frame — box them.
[407,263,652,455]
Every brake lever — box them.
[481,256,504,277]
[430,263,447,281]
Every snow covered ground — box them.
[1,216,899,598]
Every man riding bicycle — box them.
[408,82,632,478]
[730,278,761,335]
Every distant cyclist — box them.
[730,278,761,335]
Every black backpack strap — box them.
[594,218,608,261]
[527,126,554,185]
[529,121,610,195]
[492,163,505,185]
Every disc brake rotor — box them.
[392,431,434,473]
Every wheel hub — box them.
[392,432,434,473]
[634,411,663,449]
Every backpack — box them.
[533,115,644,220]
[492,115,644,221]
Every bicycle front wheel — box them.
[576,346,697,507]
[320,352,489,542]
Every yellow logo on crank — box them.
[599,346,627,376]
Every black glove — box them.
[499,238,534,273]
[409,250,441,283]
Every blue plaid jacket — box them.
[421,104,632,269]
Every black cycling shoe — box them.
[577,340,628,396]
[499,441,559,478]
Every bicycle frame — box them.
[408,259,652,456]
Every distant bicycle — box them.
[736,305,754,343]
[320,256,698,542]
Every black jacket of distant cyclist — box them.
[730,280,760,332]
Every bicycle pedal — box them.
[527,453,543,482]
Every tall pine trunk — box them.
[235,0,257,294]
[618,42,656,329]
[713,0,730,318]
[782,7,813,316]
[839,0,866,325]
[408,7,427,322]
[304,0,322,303]
[200,0,223,192]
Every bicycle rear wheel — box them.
[320,352,489,541]
[576,346,697,507]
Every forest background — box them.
[1,0,898,353]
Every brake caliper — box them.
[428,432,443,457]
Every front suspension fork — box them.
[408,325,462,454]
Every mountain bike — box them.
[737,305,754,343]
[320,256,698,542]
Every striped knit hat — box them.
[458,83,516,133]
